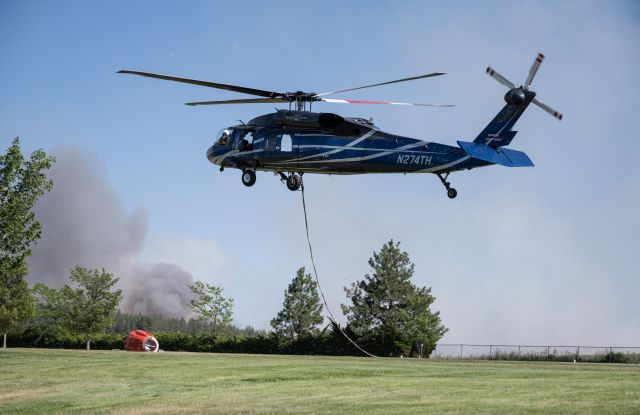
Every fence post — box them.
[576,346,580,362]
[518,345,521,359]
[489,345,492,360]
[547,346,550,360]
[460,344,463,359]
[609,347,613,363]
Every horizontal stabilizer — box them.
[458,141,534,167]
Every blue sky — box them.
[1,0,639,345]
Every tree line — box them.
[1,138,447,356]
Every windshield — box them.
[215,128,232,146]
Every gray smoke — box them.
[123,263,195,318]
[28,146,196,317]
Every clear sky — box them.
[1,0,639,345]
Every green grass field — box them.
[1,349,639,414]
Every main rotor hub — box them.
[283,91,319,102]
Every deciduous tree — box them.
[62,266,123,350]
[0,138,54,348]
[0,263,33,348]
[27,283,70,346]
[188,281,233,338]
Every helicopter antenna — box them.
[237,119,246,125]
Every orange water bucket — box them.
[124,330,159,352]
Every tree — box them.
[112,310,153,333]
[342,240,448,356]
[26,283,71,346]
[188,281,233,338]
[0,262,33,348]
[271,267,324,339]
[0,137,54,348]
[61,266,123,350]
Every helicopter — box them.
[119,53,561,198]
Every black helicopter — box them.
[119,53,561,198]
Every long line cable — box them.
[300,179,378,358]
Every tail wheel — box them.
[437,173,458,199]
[242,170,256,187]
[286,174,301,191]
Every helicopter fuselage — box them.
[206,110,488,176]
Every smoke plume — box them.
[27,146,224,318]
[122,263,195,318]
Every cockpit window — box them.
[215,128,232,146]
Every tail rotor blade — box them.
[525,53,545,88]
[532,98,563,120]
[486,67,515,89]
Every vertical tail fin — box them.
[473,88,535,147]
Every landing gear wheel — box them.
[241,170,256,187]
[286,174,302,191]
[437,172,458,199]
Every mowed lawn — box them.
[1,349,639,414]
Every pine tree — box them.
[271,267,323,339]
[342,240,447,356]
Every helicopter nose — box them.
[206,145,217,164]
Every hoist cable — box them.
[300,179,378,358]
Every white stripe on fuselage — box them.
[417,155,471,172]
[292,140,431,164]
[211,149,238,164]
[292,129,378,162]
[297,144,447,155]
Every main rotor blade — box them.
[486,67,515,89]
[525,53,545,88]
[321,98,454,107]
[118,70,284,98]
[186,98,288,106]
[532,98,563,120]
[315,72,446,97]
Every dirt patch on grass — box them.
[0,387,52,403]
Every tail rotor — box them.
[486,52,563,121]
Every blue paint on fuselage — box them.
[207,128,489,175]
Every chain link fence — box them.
[431,344,640,363]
